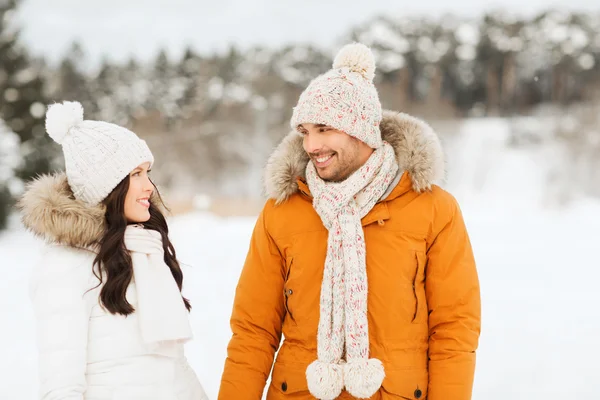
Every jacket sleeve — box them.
[218,201,286,400]
[425,193,481,400]
[30,246,94,400]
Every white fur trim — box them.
[45,101,84,144]
[344,359,386,399]
[333,43,376,81]
[306,360,345,400]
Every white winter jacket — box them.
[20,173,209,400]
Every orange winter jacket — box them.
[218,111,481,400]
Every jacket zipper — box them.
[284,259,295,322]
[411,253,419,322]
[284,289,295,322]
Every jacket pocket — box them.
[283,258,296,323]
[268,361,310,397]
[411,251,427,324]
[381,367,428,399]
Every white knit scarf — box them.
[124,225,193,346]
[305,142,398,399]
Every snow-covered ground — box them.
[2,118,599,399]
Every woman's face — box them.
[124,162,154,223]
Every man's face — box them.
[299,123,374,182]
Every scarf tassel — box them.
[306,358,385,399]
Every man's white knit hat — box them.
[45,101,154,205]
[290,42,383,148]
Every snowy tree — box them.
[145,49,191,126]
[273,45,330,87]
[0,0,56,181]
[44,41,98,117]
[0,119,20,229]
[15,8,599,201]
[177,47,204,119]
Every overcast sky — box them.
[14,0,599,66]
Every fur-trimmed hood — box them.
[18,173,107,248]
[264,110,445,204]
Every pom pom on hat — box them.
[45,101,84,145]
[333,42,376,81]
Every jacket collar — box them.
[264,111,445,204]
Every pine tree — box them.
[92,58,133,124]
[54,42,94,110]
[0,118,20,229]
[178,46,203,118]
[0,0,54,229]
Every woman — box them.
[19,101,208,400]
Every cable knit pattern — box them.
[305,142,398,399]
[45,101,154,206]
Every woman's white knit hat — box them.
[45,101,154,205]
[290,42,383,148]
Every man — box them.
[218,42,481,400]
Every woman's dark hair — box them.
[92,176,191,315]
